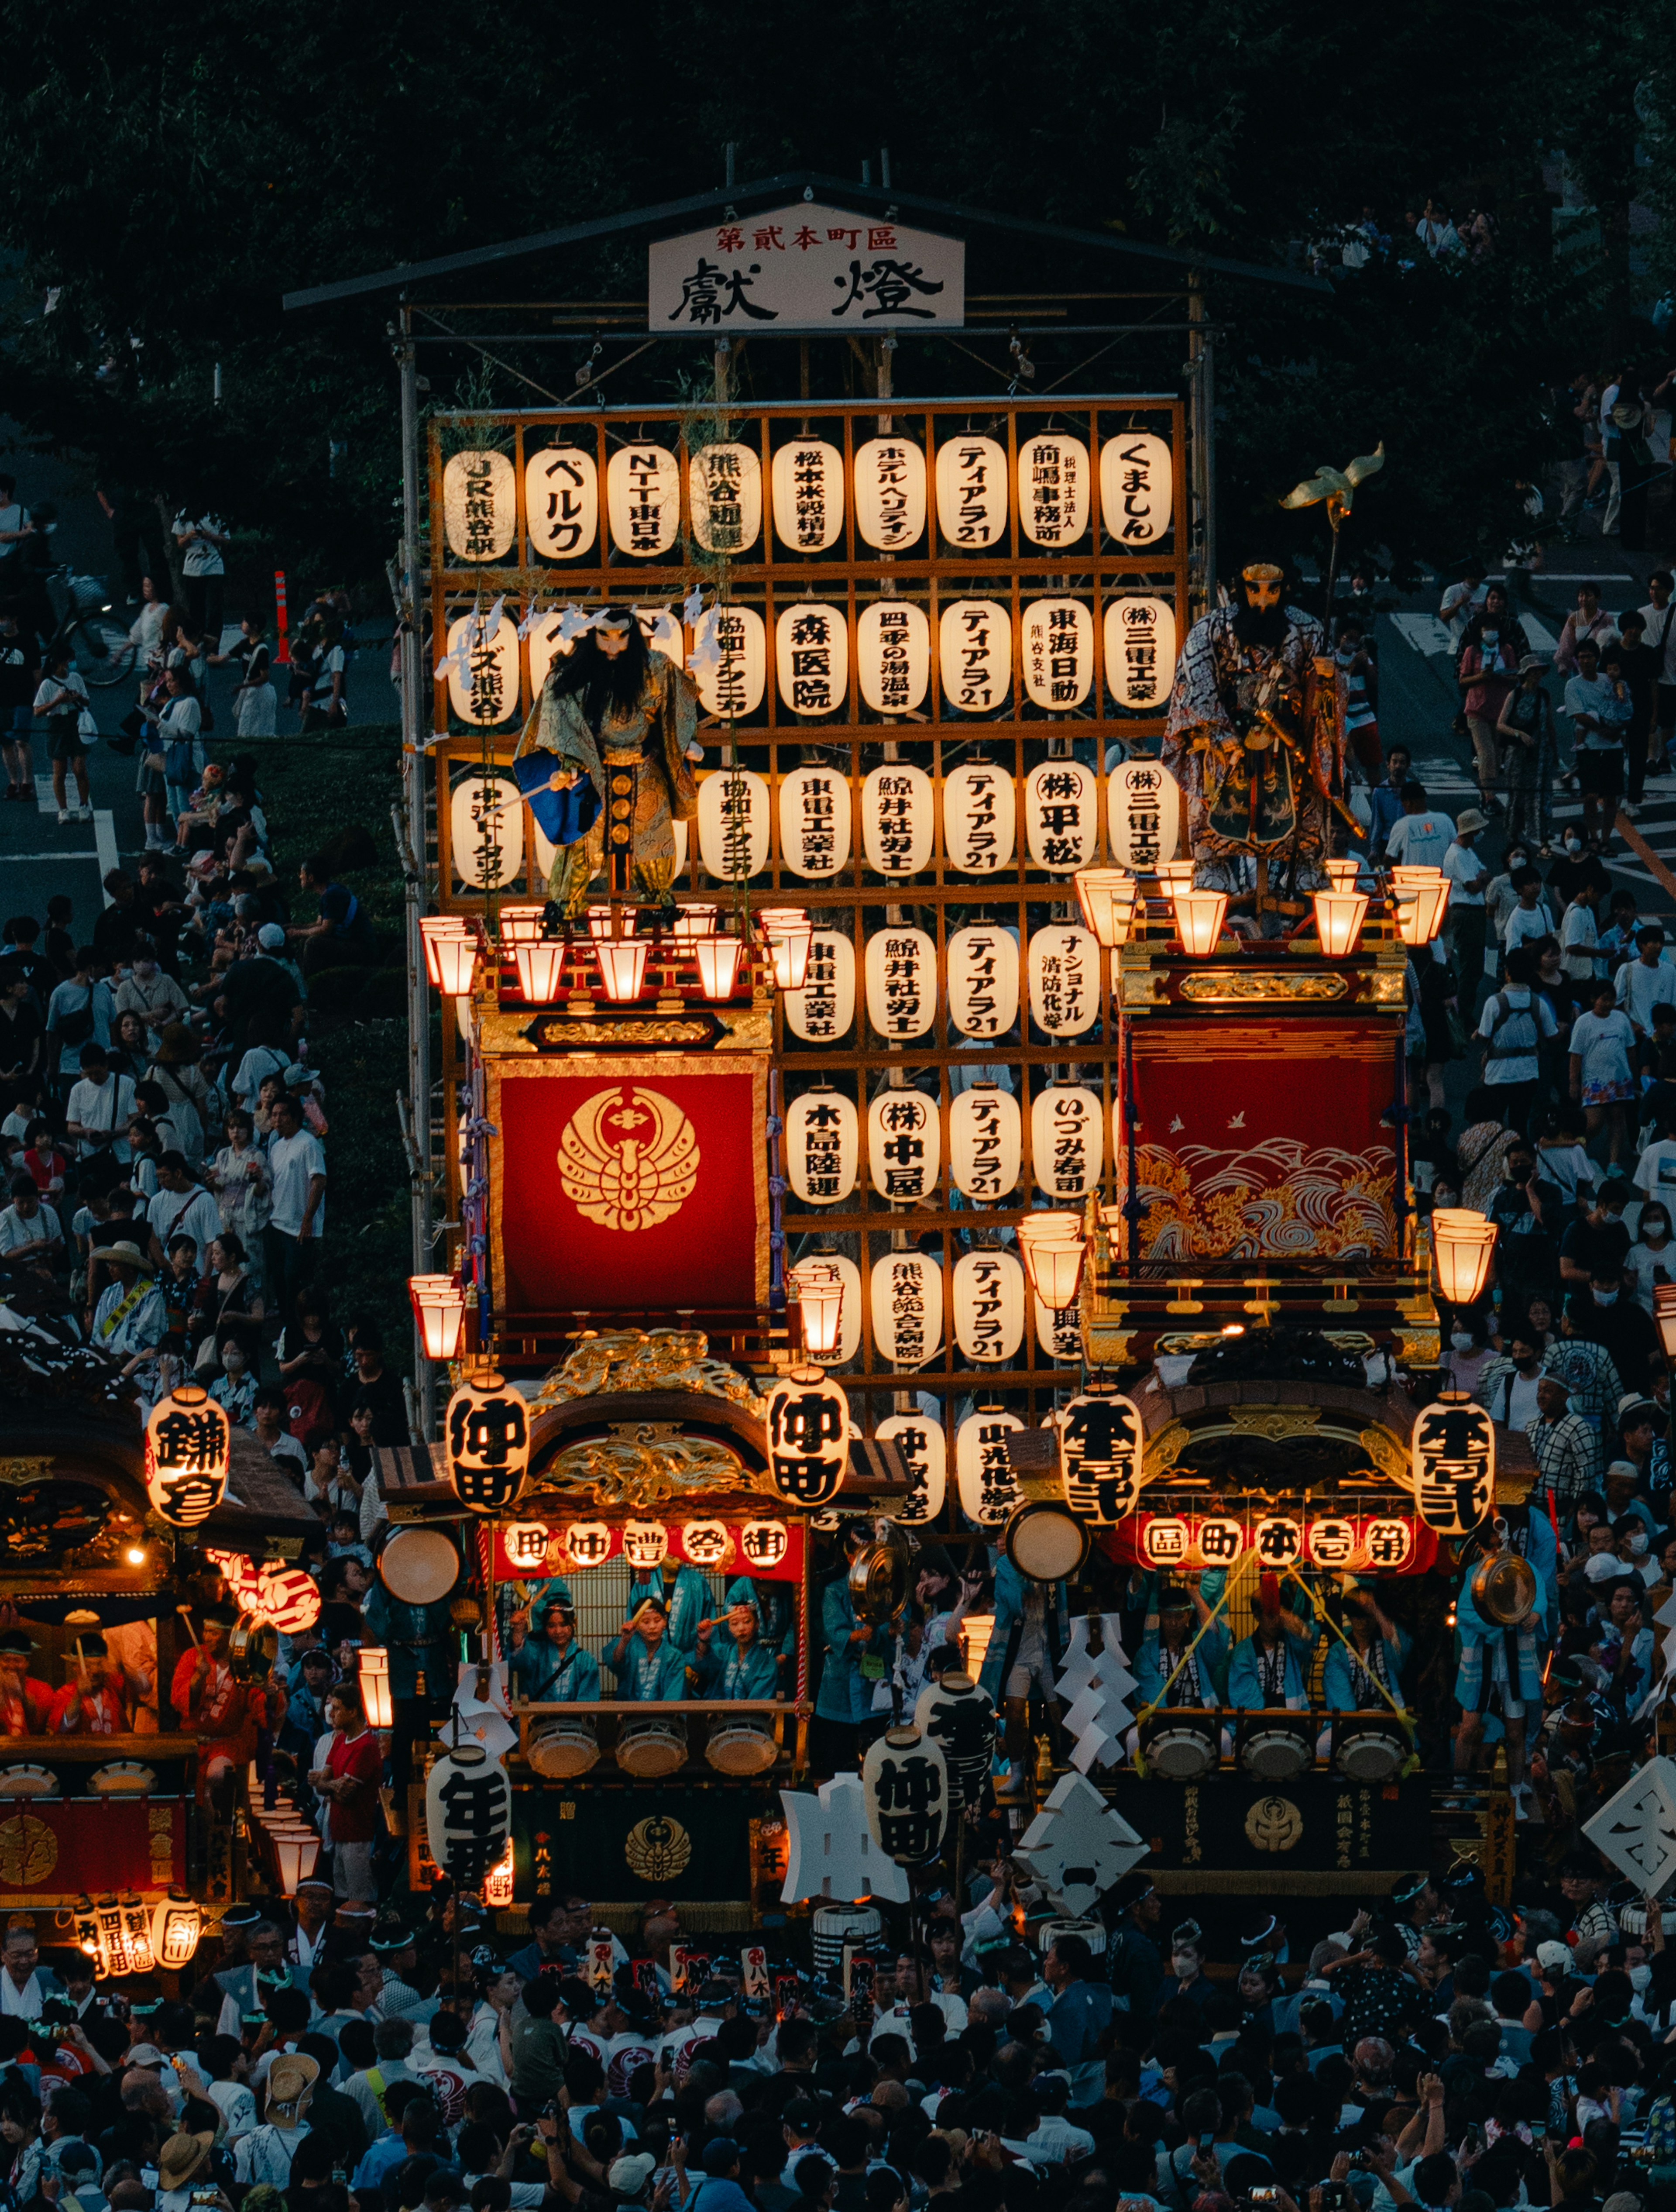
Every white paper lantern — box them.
[689,441,762,554]
[445,1371,531,1512]
[952,1250,1026,1364]
[778,761,852,878]
[860,763,934,875]
[1034,1293,1083,1362]
[144,1385,230,1527]
[424,1741,511,1885]
[946,925,1020,1039]
[764,1372,849,1506]
[943,760,1017,874]
[1412,1395,1496,1534]
[858,604,930,717]
[875,1414,947,1525]
[443,449,516,563]
[1104,596,1178,712]
[1021,599,1094,712]
[525,447,598,561]
[1100,431,1173,546]
[1023,758,1099,871]
[697,766,770,881]
[1108,758,1182,871]
[693,604,766,719]
[785,1089,859,1207]
[870,1251,944,1369]
[740,1518,791,1570]
[949,1084,1022,1202]
[503,1523,552,1572]
[1057,1392,1144,1522]
[607,443,681,557]
[938,600,1013,714]
[775,604,849,721]
[562,1521,613,1569]
[805,1252,863,1366]
[864,925,937,1040]
[785,927,856,1042]
[524,608,570,698]
[450,772,525,891]
[867,1089,940,1203]
[862,1724,949,1865]
[854,437,927,551]
[1031,1084,1103,1199]
[618,1520,668,1572]
[1028,926,1101,1038]
[444,608,520,726]
[935,435,1009,548]
[956,1410,1023,1526]
[1018,435,1092,548]
[771,440,844,553]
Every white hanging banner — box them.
[864,926,937,1040]
[949,1084,1022,1202]
[875,1413,947,1526]
[785,927,856,1043]
[450,772,525,891]
[870,1252,944,1369]
[1104,596,1178,712]
[525,447,599,561]
[956,1410,1023,1527]
[607,444,681,557]
[1018,434,1092,548]
[775,604,849,720]
[785,1091,859,1207]
[860,763,935,875]
[1027,926,1101,1037]
[854,437,927,551]
[938,600,1013,714]
[1108,759,1182,871]
[945,925,1020,1039]
[935,435,1009,548]
[1023,758,1099,871]
[443,450,516,563]
[858,604,931,717]
[867,1089,941,1203]
[690,442,763,554]
[942,760,1017,875]
[1022,599,1095,712]
[1031,1084,1104,1199]
[696,766,770,881]
[778,760,852,878]
[649,205,963,330]
[444,609,520,726]
[807,1253,863,1368]
[771,440,845,552]
[1100,431,1173,546]
[693,605,766,719]
[952,1250,1026,1364]
[1034,1293,1083,1364]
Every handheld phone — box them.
[774,1973,801,2015]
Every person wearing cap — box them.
[1603,1455,1661,1539]
[607,1595,689,1703]
[1497,654,1559,856]
[48,1633,134,1734]
[505,1596,598,1706]
[1454,1517,1543,1788]
[1227,1579,1317,1711]
[0,1631,52,1737]
[609,2153,657,2205]
[234,2050,317,2184]
[89,1237,163,1359]
[1442,808,1491,1011]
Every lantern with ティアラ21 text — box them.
[145,1384,230,1527]
[444,1369,531,1512]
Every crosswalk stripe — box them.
[1388,613,1559,657]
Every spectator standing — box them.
[0,609,37,804]
[264,1094,326,1319]
[1478,947,1559,1135]
[1439,564,1487,648]
[207,614,276,739]
[1617,607,1660,811]
[1366,743,1411,853]
[1641,568,1676,774]
[1564,638,1631,841]
[1441,808,1491,1007]
[1385,784,1456,868]
[1497,658,1560,855]
[1457,586,1528,812]
[33,646,91,826]
[171,510,229,642]
[1554,582,1619,675]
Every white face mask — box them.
[1628,1531,1649,1555]
[1566,836,1583,853]
[1451,1331,1475,1352]
[1631,1963,1654,1992]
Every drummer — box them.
[1128,1583,1230,1761]
[48,1632,134,1734]
[362,1550,456,1790]
[695,1601,779,1701]
[608,1594,690,1702]
[720,1572,797,1696]
[1319,1584,1411,1751]
[624,1555,714,1658]
[1227,1576,1317,1710]
[508,1597,601,1703]
[497,1569,576,1660]
[0,1631,53,1736]
[170,1602,259,1805]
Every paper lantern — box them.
[860,763,934,875]
[771,440,844,552]
[862,1724,948,1865]
[1100,430,1173,545]
[690,442,763,554]
[775,604,849,721]
[1034,1291,1082,1364]
[563,1521,613,1569]
[692,604,766,719]
[443,608,520,726]
[955,1411,1023,1527]
[1432,1208,1498,1306]
[1307,1517,1359,1569]
[759,907,813,990]
[1021,599,1094,712]
[1027,927,1101,1038]
[409,1273,466,1362]
[251,1563,322,1636]
[1364,1519,1415,1568]
[1017,1211,1086,1311]
[1412,1393,1495,1534]
[358,1647,394,1730]
[449,771,524,889]
[947,924,1020,1040]
[854,437,927,551]
[595,937,650,1003]
[949,1083,1022,1202]
[151,1890,201,1968]
[938,600,1013,713]
[943,759,1017,874]
[804,1253,862,1366]
[503,1523,552,1571]
[692,930,746,1000]
[1023,757,1099,870]
[870,1252,944,1369]
[525,446,598,561]
[272,1825,323,1898]
[935,435,1009,548]
[419,914,472,988]
[425,1741,511,1886]
[483,1837,516,1907]
[777,762,852,880]
[1103,595,1178,711]
[864,926,937,1039]
[1073,868,1139,950]
[867,1088,940,1203]
[445,1370,531,1513]
[915,1670,997,1809]
[1391,870,1450,945]
[514,939,567,1002]
[1108,758,1182,871]
[1254,1516,1305,1567]
[607,444,680,557]
[1031,1084,1102,1199]
[1142,1517,1191,1568]
[785,1089,859,1207]
[858,603,930,717]
[790,1258,847,1357]
[1313,890,1369,957]
[1018,435,1091,548]
[442,449,516,563]
[144,1383,230,1527]
[875,1414,947,1524]
[784,928,856,1043]
[952,1250,1026,1363]
[765,1370,850,1505]
[1172,889,1228,956]
[739,1518,790,1569]
[697,766,770,880]
[424,920,482,999]
[1657,1284,1676,1361]
[1056,1390,1142,1521]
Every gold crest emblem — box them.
[1244,1795,1303,1853]
[0,1813,58,1886]
[624,1813,692,1883]
[559,1086,700,1234]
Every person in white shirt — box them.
[0,1927,59,2018]
[1634,1126,1676,1209]
[172,512,229,641]
[0,1175,62,1268]
[65,1044,136,1158]
[1441,810,1490,1003]
[1627,1201,1675,1316]
[1559,885,1603,985]
[33,646,91,824]
[145,1154,221,1277]
[233,2050,316,2185]
[1569,978,1637,1166]
[1643,568,1676,773]
[1385,785,1455,869]
[1439,565,1487,647]
[264,1094,326,1322]
[1618,926,1676,1037]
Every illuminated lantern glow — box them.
[681,1519,734,1569]
[1031,1084,1102,1200]
[1018,435,1091,547]
[443,609,520,726]
[1142,1517,1191,1568]
[525,446,598,561]
[863,1723,948,1865]
[444,1370,531,1513]
[775,605,848,721]
[1099,431,1172,545]
[784,927,855,1044]
[1307,1517,1359,1569]
[943,759,1017,873]
[144,1384,230,1528]
[956,1407,1023,1526]
[765,1370,849,1506]
[697,767,770,881]
[804,1253,862,1366]
[448,772,523,890]
[935,434,1009,548]
[690,442,763,554]
[358,1647,394,1730]
[483,1836,516,1907]
[1171,889,1228,956]
[867,1089,940,1204]
[497,905,547,945]
[1023,757,1099,871]
[876,1413,947,1524]
[409,1274,466,1362]
[1431,1208,1498,1307]
[938,600,1013,713]
[1034,1290,1083,1364]
[503,1524,552,1572]
[622,1520,669,1572]
[563,1522,614,1569]
[771,441,844,552]
[426,922,481,1000]
[864,926,937,1040]
[1108,757,1182,871]
[1103,595,1177,711]
[1312,890,1368,958]
[151,1890,201,1968]
[419,915,472,988]
[271,1825,323,1898]
[949,1083,1022,1202]
[513,940,567,1003]
[1016,1212,1085,1311]
[759,907,814,990]
[946,924,1020,1039]
[853,437,927,551]
[1027,926,1101,1038]
[1073,868,1139,949]
[594,936,651,1003]
[860,763,934,875]
[691,932,746,999]
[739,1518,790,1570]
[606,444,680,558]
[1364,1518,1415,1568]
[1253,1515,1305,1568]
[778,760,852,877]
[951,1250,1026,1364]
[784,1088,859,1207]
[1324,857,1361,890]
[442,449,516,564]
[691,605,766,720]
[1021,599,1094,712]
[789,1258,847,1358]
[961,1609,997,1675]
[857,604,931,717]
[1393,872,1450,944]
[425,1741,511,1887]
[1056,1390,1143,1522]
[870,1251,944,1369]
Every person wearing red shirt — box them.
[308,1684,381,1901]
[171,1604,257,1806]
[47,1633,130,1734]
[0,1633,53,1737]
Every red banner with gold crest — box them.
[0,1798,185,1901]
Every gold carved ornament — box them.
[1178,972,1348,1004]
[0,1814,58,1886]
[559,1086,699,1234]
[532,1430,772,1512]
[625,1814,692,1884]
[532,1330,762,1416]
[1244,1796,1303,1853]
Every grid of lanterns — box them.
[72,1889,202,1978]
[419,902,811,1010]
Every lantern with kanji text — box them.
[444,1369,531,1513]
[144,1384,230,1528]
[764,1371,849,1507]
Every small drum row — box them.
[1142,1710,1406,1784]
[527,1714,779,1781]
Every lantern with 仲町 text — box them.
[952,1250,1026,1364]
[867,1088,940,1204]
[775,605,849,722]
[696,766,770,881]
[449,772,523,891]
[1100,431,1173,545]
[949,1083,1022,1202]
[870,1252,944,1369]
[860,763,934,876]
[765,1372,850,1507]
[876,1414,947,1525]
[1031,1084,1103,1200]
[858,604,931,717]
[1057,1391,1143,1522]
[943,759,1017,874]
[442,450,516,563]
[444,1370,531,1514]
[607,444,680,557]
[443,609,519,727]
[1023,758,1099,871]
[864,927,937,1040]
[1104,596,1177,711]
[854,436,927,550]
[785,928,855,1043]
[785,1088,859,1207]
[692,605,766,720]
[1027,927,1101,1038]
[689,442,762,553]
[525,446,598,561]
[425,1741,512,1887]
[144,1384,230,1528]
[1412,1393,1496,1534]
[946,924,1020,1039]
[956,1409,1023,1527]
[1107,759,1181,871]
[771,440,844,552]
[563,1522,613,1569]
[804,1253,863,1366]
[1018,435,1091,547]
[739,1518,790,1571]
[1022,599,1095,712]
[778,761,852,878]
[938,600,1013,713]
[935,435,1009,548]
[863,1724,949,1865]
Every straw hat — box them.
[88,1240,148,1270]
[265,2052,319,2122]
[157,2132,215,2191]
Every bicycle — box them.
[46,566,137,687]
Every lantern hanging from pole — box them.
[951,1250,1026,1365]
[789,1259,847,1360]
[1031,1085,1103,1201]
[1107,759,1182,870]
[857,604,931,717]
[867,1089,939,1204]
[442,450,517,564]
[445,1369,531,1512]
[271,1825,322,1897]
[740,1517,790,1569]
[482,1836,516,1908]
[946,924,1020,1040]
[962,1611,997,1677]
[865,927,938,1041]
[1023,757,1099,872]
[514,940,567,1003]
[443,610,520,727]
[1057,1389,1144,1522]
[785,927,856,1044]
[144,1383,230,1527]
[607,444,680,557]
[419,915,472,987]
[853,437,927,551]
[408,1275,466,1363]
[935,435,1008,548]
[1312,890,1368,957]
[764,1370,849,1506]
[358,1647,393,1730]
[1099,431,1172,545]
[421,917,480,998]
[862,1724,949,1865]
[1073,868,1139,949]
[771,441,845,553]
[870,1251,944,1369]
[914,1671,997,1809]
[1017,436,1091,548]
[949,1084,1021,1203]
[785,1089,859,1208]
[1103,595,1178,712]
[691,605,767,719]
[860,763,935,875]
[1431,1208,1498,1307]
[424,1741,512,1887]
[151,1889,201,1968]
[1324,858,1361,891]
[1021,600,1095,713]
[621,1520,669,1572]
[778,758,852,874]
[955,1410,1023,1526]
[1016,1213,1085,1311]
[690,442,763,554]
[525,444,598,561]
[938,600,1013,713]
[1026,926,1101,1037]
[943,758,1017,872]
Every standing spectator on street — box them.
[1440,563,1487,647]
[1442,808,1491,1007]
[1458,585,1528,812]
[0,607,38,804]
[1366,743,1412,853]
[207,614,276,738]
[305,620,348,729]
[1617,608,1661,813]
[144,664,204,839]
[96,483,167,605]
[33,644,91,826]
[1569,977,1638,1170]
[171,509,229,642]
[1555,582,1619,675]
[1497,659,1560,856]
[1478,946,1559,1136]
[1564,638,1631,842]
[1416,198,1461,255]
[263,1093,326,1321]
[1385,783,1456,868]
[1640,569,1676,776]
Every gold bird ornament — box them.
[1280,442,1386,529]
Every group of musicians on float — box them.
[504,1559,794,1704]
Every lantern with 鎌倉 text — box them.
[444,1370,530,1513]
[765,1373,849,1507]
[144,1384,230,1528]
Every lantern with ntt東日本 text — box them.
[444,1370,531,1513]
[144,1385,230,1528]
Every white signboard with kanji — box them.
[650,205,965,330]
[1583,1758,1676,1896]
